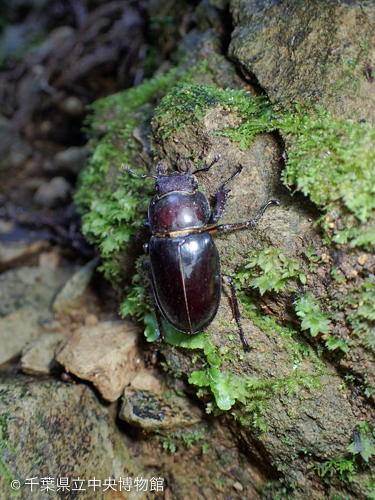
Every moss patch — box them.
[236,247,305,295]
[344,275,375,352]
[154,85,375,249]
[0,409,19,497]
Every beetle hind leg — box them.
[143,262,164,343]
[222,274,250,351]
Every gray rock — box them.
[56,320,143,402]
[52,257,100,315]
[119,386,203,431]
[34,176,71,208]
[0,267,72,318]
[0,308,41,366]
[0,376,151,500]
[0,139,32,171]
[21,333,65,375]
[54,146,89,176]
[229,0,375,123]
[0,239,49,268]
[0,267,72,366]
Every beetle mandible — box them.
[123,155,279,350]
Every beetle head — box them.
[154,171,198,198]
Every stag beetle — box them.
[123,156,279,350]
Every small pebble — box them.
[233,481,243,491]
[357,254,368,266]
[58,96,84,118]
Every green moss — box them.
[235,247,348,355]
[303,244,322,273]
[189,352,322,430]
[155,427,208,454]
[294,293,332,337]
[282,111,375,250]
[294,293,350,354]
[344,274,375,352]
[154,85,375,249]
[0,409,19,497]
[236,247,305,295]
[238,294,325,370]
[223,100,375,249]
[185,302,324,429]
[154,84,272,144]
[313,455,356,483]
[309,422,375,497]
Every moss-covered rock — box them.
[229,0,375,124]
[75,5,375,499]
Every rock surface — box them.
[52,256,100,315]
[0,267,72,366]
[0,309,41,366]
[53,146,89,175]
[34,176,71,208]
[229,0,375,123]
[130,368,163,394]
[0,267,71,317]
[56,321,143,402]
[21,333,65,375]
[0,376,152,500]
[119,386,203,430]
[0,375,265,500]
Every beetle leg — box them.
[192,154,221,174]
[222,274,250,351]
[152,302,165,344]
[209,165,243,224]
[143,262,164,342]
[209,200,280,233]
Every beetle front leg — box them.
[192,154,221,174]
[222,274,249,351]
[209,165,243,224]
[210,199,280,233]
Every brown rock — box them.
[56,320,143,402]
[130,368,163,394]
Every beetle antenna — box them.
[121,165,157,179]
